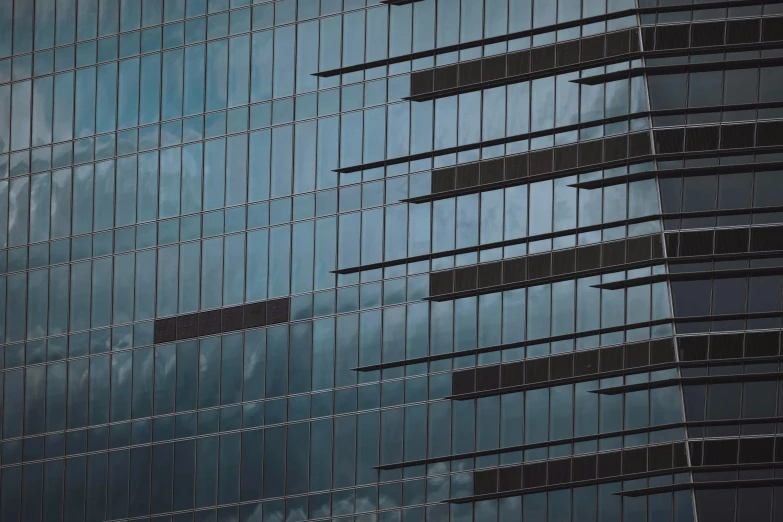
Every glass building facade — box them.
[0,0,782,521]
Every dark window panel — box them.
[522,461,547,488]
[554,144,578,171]
[600,345,624,372]
[648,444,673,471]
[650,338,676,364]
[630,28,641,52]
[726,18,760,44]
[456,163,480,189]
[482,55,507,82]
[572,454,597,481]
[627,235,652,263]
[527,253,551,279]
[266,297,289,325]
[434,65,458,91]
[751,226,783,251]
[529,149,553,176]
[622,447,647,474]
[507,50,530,76]
[577,245,601,271]
[757,121,783,147]
[581,35,605,61]
[709,334,743,360]
[657,24,690,49]
[505,154,528,179]
[480,158,504,185]
[685,126,719,152]
[665,233,679,257]
[603,135,628,162]
[525,357,549,384]
[606,29,631,57]
[715,228,749,254]
[503,258,527,283]
[721,124,755,149]
[776,437,783,462]
[744,331,780,358]
[601,240,626,267]
[452,369,476,395]
[476,365,500,391]
[454,266,478,292]
[547,458,571,484]
[501,361,525,387]
[531,45,555,71]
[498,466,522,491]
[552,249,575,275]
[679,336,709,361]
[692,22,725,47]
[432,167,456,193]
[652,235,665,259]
[244,301,267,328]
[579,140,603,166]
[177,314,199,340]
[473,469,498,496]
[478,262,503,288]
[430,270,455,296]
[642,26,655,50]
[556,40,580,66]
[154,318,177,344]
[222,306,244,333]
[597,451,621,478]
[689,441,703,466]
[678,230,714,257]
[550,353,573,380]
[459,60,482,86]
[673,442,689,468]
[410,69,433,96]
[703,439,738,465]
[762,17,783,42]
[739,437,774,463]
[655,128,685,154]
[629,132,652,157]
[574,350,599,376]
[199,310,222,336]
[624,342,649,368]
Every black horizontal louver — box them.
[572,455,597,481]
[714,228,749,254]
[556,40,580,66]
[410,69,433,96]
[527,253,552,279]
[597,452,622,478]
[474,469,498,496]
[630,28,641,52]
[600,345,624,371]
[627,235,652,263]
[622,447,647,474]
[650,338,675,364]
[685,126,719,152]
[602,240,626,266]
[199,309,222,336]
[762,17,783,42]
[482,54,507,82]
[525,357,549,383]
[691,21,725,47]
[554,144,578,170]
[503,257,526,283]
[751,226,783,251]
[531,45,556,72]
[222,305,244,332]
[501,361,525,387]
[678,230,714,256]
[548,459,571,484]
[456,163,480,189]
[641,26,655,50]
[581,35,605,61]
[577,244,601,271]
[574,350,599,376]
[726,18,760,44]
[655,128,685,154]
[651,235,664,259]
[431,167,455,193]
[505,154,528,179]
[154,318,177,344]
[480,158,504,185]
[455,265,478,292]
[529,149,553,175]
[721,123,755,149]
[177,313,199,340]
[452,369,475,395]
[678,336,708,361]
[625,342,649,368]
[244,301,267,328]
[430,270,454,296]
[757,121,783,147]
[709,334,743,360]
[648,444,673,471]
[523,462,547,488]
[434,64,458,90]
[552,249,576,275]
[606,29,631,56]
[579,140,603,166]
[665,233,679,257]
[550,353,574,380]
[458,60,482,86]
[603,135,628,162]
[745,331,780,357]
[629,132,652,157]
[740,438,775,464]
[476,365,500,391]
[656,24,690,50]
[507,50,530,76]
[478,261,503,288]
[703,439,738,465]
[498,466,522,491]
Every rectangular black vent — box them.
[501,361,525,387]
[654,129,684,154]
[199,309,222,336]
[691,21,724,47]
[525,357,549,383]
[597,452,621,478]
[454,265,478,292]
[552,249,576,275]
[244,301,267,328]
[745,331,780,357]
[714,228,748,254]
[740,437,774,464]
[581,35,605,61]
[602,240,626,266]
[478,262,503,287]
[531,45,555,72]
[431,167,456,193]
[650,338,675,364]
[648,444,673,471]
[727,18,760,44]
[529,149,553,175]
[480,158,504,185]
[641,26,655,50]
[476,365,500,391]
[473,469,497,496]
[603,135,628,162]
[222,305,244,333]
[527,253,551,279]
[482,55,507,81]
[678,335,708,361]
[577,244,601,271]
[721,124,755,149]
[177,313,199,340]
[410,69,433,96]
[656,24,689,49]
[606,29,631,56]
[548,459,571,484]
[685,126,719,152]
[456,163,480,189]
[629,132,651,156]
[554,144,578,170]
[523,462,547,488]
[751,226,783,251]
[507,50,530,76]
[505,154,528,179]
[757,121,783,146]
[430,270,454,296]
[498,466,522,491]
[623,447,647,474]
[503,257,526,283]
[550,353,574,380]
[452,369,475,395]
[625,342,649,368]
[710,334,743,360]
[434,64,458,91]
[627,235,652,262]
[458,60,482,86]
[574,349,599,376]
[154,317,177,344]
[556,40,580,66]
[703,439,738,465]
[762,17,783,42]
[572,455,597,481]
[665,233,679,257]
[266,297,290,325]
[678,230,713,256]
[579,140,603,166]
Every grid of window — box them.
[2,0,783,521]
